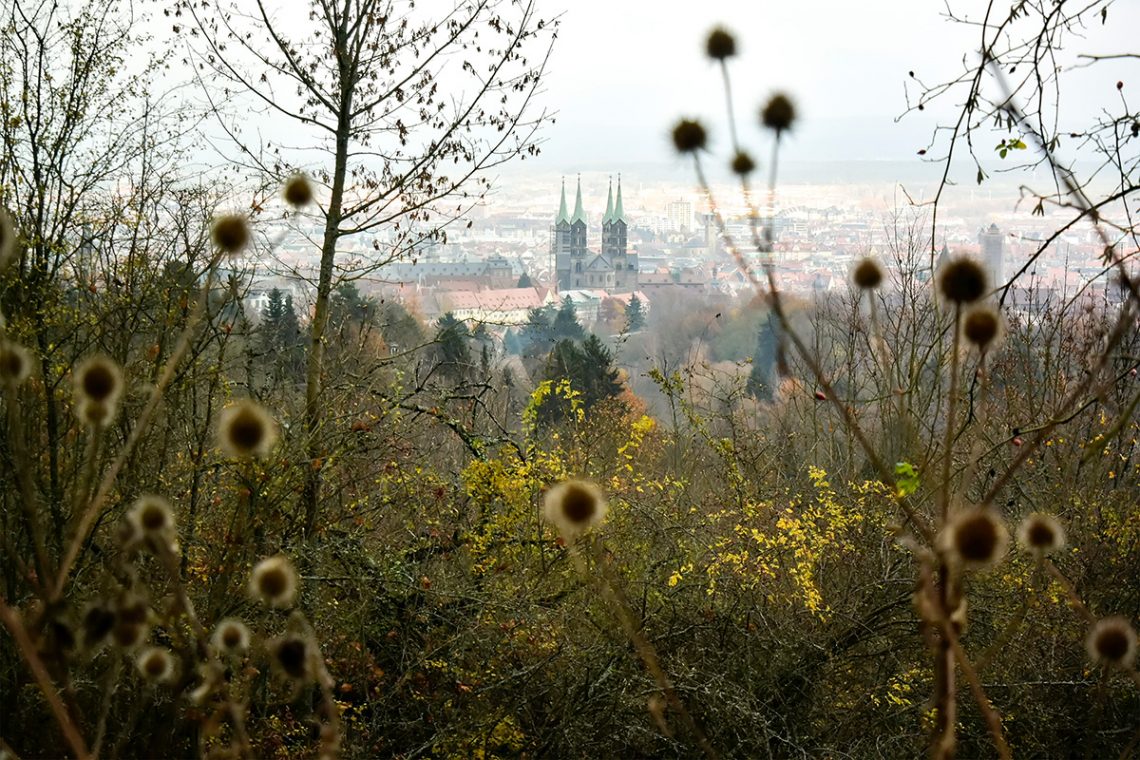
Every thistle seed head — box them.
[128,495,176,539]
[1016,512,1065,556]
[939,508,1008,569]
[963,306,1002,350]
[283,174,314,207]
[112,595,149,648]
[852,258,884,290]
[81,603,116,650]
[250,555,299,608]
[1086,617,1137,667]
[672,119,708,154]
[212,619,251,654]
[75,355,123,406]
[218,400,278,458]
[542,480,608,539]
[761,94,796,133]
[938,258,988,304]
[272,635,310,680]
[705,28,736,60]
[137,647,176,684]
[211,215,251,255]
[731,151,756,176]
[0,342,32,386]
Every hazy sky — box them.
[529,0,1138,174]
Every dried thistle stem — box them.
[52,256,223,601]
[570,537,718,759]
[0,598,90,759]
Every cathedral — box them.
[551,176,638,292]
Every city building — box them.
[667,198,693,234]
[551,176,639,293]
[979,223,1004,284]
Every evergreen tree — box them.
[434,312,471,382]
[281,294,302,346]
[503,328,522,356]
[259,288,305,386]
[539,335,623,423]
[261,288,287,350]
[747,313,779,401]
[578,334,623,407]
[480,343,491,379]
[279,294,304,376]
[261,289,301,351]
[516,271,533,288]
[378,300,425,353]
[552,296,585,341]
[521,304,556,357]
[625,293,646,332]
[329,281,374,328]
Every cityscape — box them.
[2,0,1137,756]
[237,166,1127,334]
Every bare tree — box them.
[0,0,190,557]
[182,0,556,533]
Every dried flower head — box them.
[963,306,1003,350]
[761,94,796,133]
[188,664,220,705]
[128,495,176,539]
[0,342,32,386]
[938,258,988,304]
[0,206,15,268]
[212,619,251,654]
[211,214,251,255]
[543,480,608,539]
[731,151,756,176]
[1086,617,1137,667]
[672,119,708,154]
[74,355,124,408]
[272,634,311,680]
[939,508,1008,569]
[81,602,116,650]
[250,555,299,608]
[705,28,736,60]
[218,400,278,458]
[283,173,314,207]
[112,595,150,648]
[136,647,176,684]
[77,400,113,428]
[46,617,77,656]
[1016,512,1065,556]
[852,258,884,290]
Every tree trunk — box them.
[302,42,354,537]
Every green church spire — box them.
[555,177,569,225]
[571,174,587,225]
[612,173,626,224]
[603,177,614,225]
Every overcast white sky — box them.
[528,0,1139,174]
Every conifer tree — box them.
[625,293,646,332]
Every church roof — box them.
[586,254,612,271]
[555,179,569,225]
[612,175,626,224]
[937,244,951,270]
[571,176,587,225]
[603,178,614,225]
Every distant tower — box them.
[551,174,634,293]
[605,175,637,291]
[552,178,572,290]
[569,175,588,288]
[979,223,1004,285]
[667,198,693,234]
